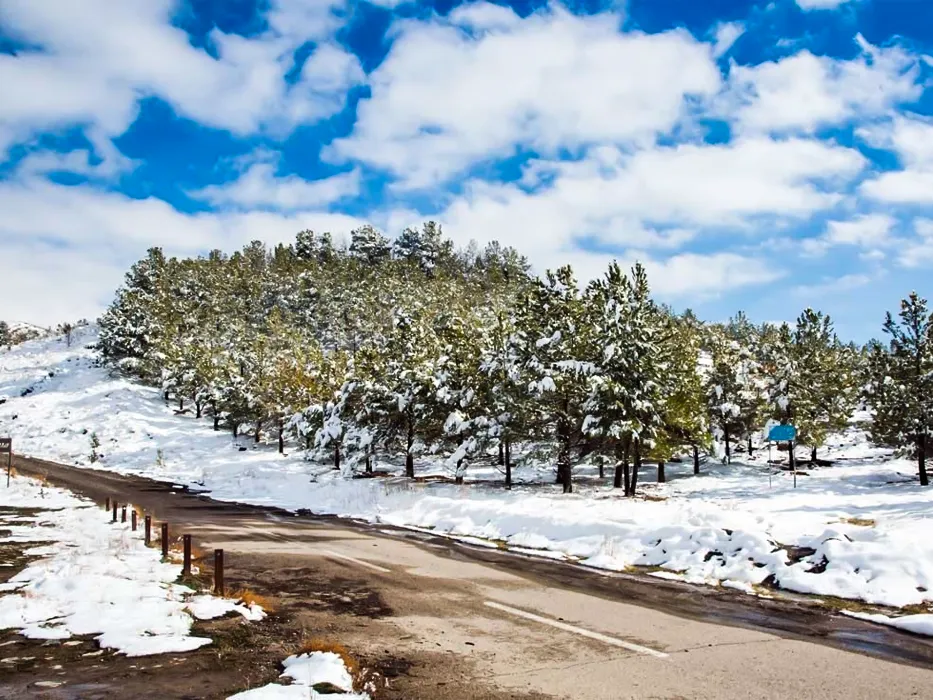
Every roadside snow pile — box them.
[842,610,933,636]
[3,328,933,616]
[0,474,263,655]
[228,651,370,699]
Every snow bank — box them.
[227,651,370,699]
[2,328,933,615]
[0,474,262,655]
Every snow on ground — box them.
[2,327,933,625]
[0,472,263,655]
[227,651,370,699]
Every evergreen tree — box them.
[349,225,392,265]
[865,293,933,485]
[766,310,857,464]
[517,266,595,493]
[586,263,665,496]
[0,321,10,347]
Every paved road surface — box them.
[12,455,933,699]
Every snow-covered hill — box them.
[2,327,933,624]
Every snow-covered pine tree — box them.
[98,247,169,379]
[765,309,857,465]
[517,265,595,494]
[865,293,933,485]
[585,262,665,496]
[349,225,392,265]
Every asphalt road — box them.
[11,455,933,700]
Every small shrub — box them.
[230,588,276,614]
[89,432,101,463]
[842,517,876,527]
[296,639,360,687]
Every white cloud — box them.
[802,214,896,256]
[15,127,137,179]
[0,0,361,160]
[792,273,875,298]
[720,36,921,135]
[329,6,721,187]
[899,219,933,268]
[448,2,523,32]
[859,115,933,204]
[712,21,745,58]
[796,0,854,10]
[0,175,369,324]
[192,163,361,210]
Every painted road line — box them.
[322,550,391,573]
[484,601,668,658]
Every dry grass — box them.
[842,517,876,527]
[295,638,360,688]
[229,588,276,614]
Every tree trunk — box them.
[455,458,464,485]
[630,439,641,496]
[613,461,623,489]
[232,422,239,438]
[724,428,731,464]
[178,397,184,411]
[334,443,341,471]
[622,441,631,494]
[504,439,512,490]
[255,421,262,443]
[693,444,700,475]
[919,434,929,487]
[810,446,817,464]
[598,460,604,479]
[405,421,415,478]
[557,415,572,494]
[164,390,170,403]
[195,401,202,419]
[657,461,666,484]
[213,415,220,431]
[747,436,753,455]
[498,442,504,466]
[278,421,284,454]
[365,450,373,474]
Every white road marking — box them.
[322,550,391,573]
[484,601,668,658]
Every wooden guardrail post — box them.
[161,523,169,559]
[214,549,224,595]
[182,535,192,576]
[144,515,151,545]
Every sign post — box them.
[766,425,797,489]
[1,438,12,488]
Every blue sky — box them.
[0,0,931,341]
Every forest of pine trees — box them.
[95,224,933,492]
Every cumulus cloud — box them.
[859,115,933,204]
[801,214,897,257]
[0,175,369,324]
[0,0,362,161]
[720,36,921,135]
[329,6,722,188]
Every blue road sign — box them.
[768,424,797,442]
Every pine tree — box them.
[518,266,595,493]
[0,321,10,347]
[586,262,665,496]
[766,310,857,464]
[349,225,392,265]
[866,293,933,485]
